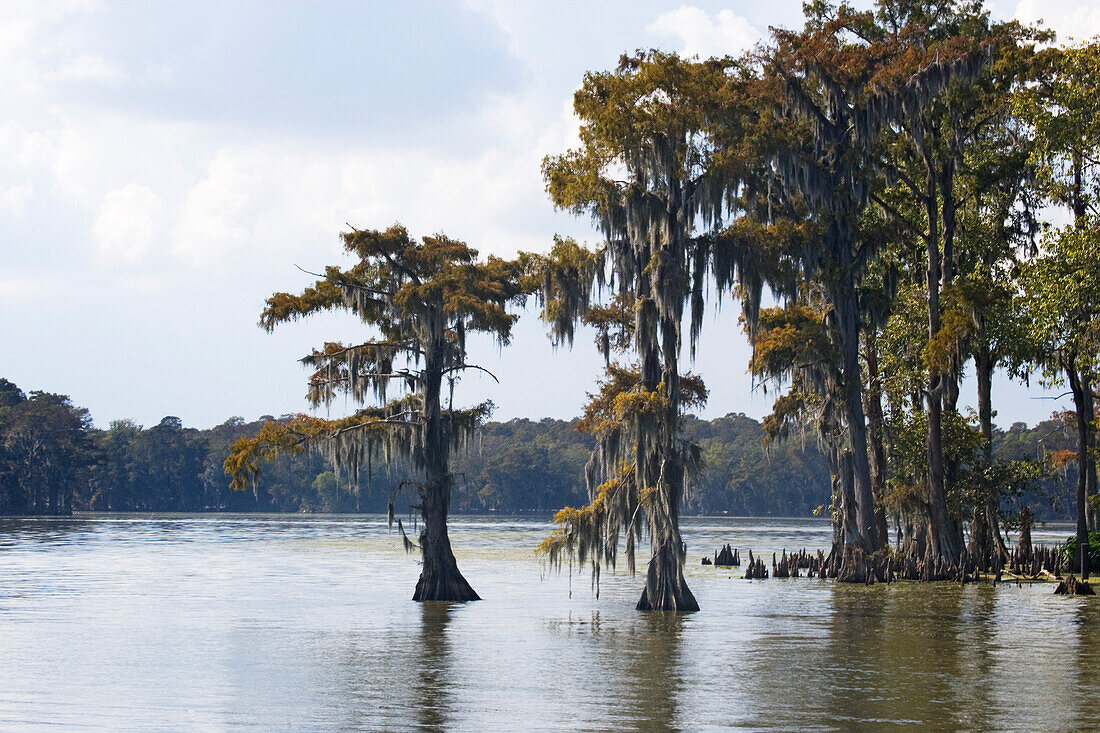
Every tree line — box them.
[0,372,1084,521]
[0,374,812,517]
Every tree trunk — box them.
[1068,363,1091,580]
[413,337,480,602]
[838,449,862,548]
[923,156,960,566]
[826,443,845,557]
[1084,383,1098,533]
[1018,506,1032,559]
[637,535,698,612]
[968,345,1008,568]
[835,275,878,552]
[414,473,479,602]
[925,389,960,563]
[863,328,890,548]
[1072,153,1099,534]
[940,159,961,414]
[634,230,697,612]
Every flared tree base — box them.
[636,553,699,612]
[636,586,699,612]
[412,565,481,602]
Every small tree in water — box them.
[225,224,527,601]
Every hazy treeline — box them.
[0,376,1079,519]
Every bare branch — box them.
[294,264,325,278]
[440,363,500,383]
[1032,391,1073,401]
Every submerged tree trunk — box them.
[638,536,698,611]
[414,473,479,602]
[1068,362,1092,580]
[413,338,480,602]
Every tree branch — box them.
[295,263,394,299]
[440,363,500,383]
[332,415,421,437]
[303,341,424,363]
[869,192,925,239]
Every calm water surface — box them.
[0,514,1096,731]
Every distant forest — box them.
[0,377,1079,520]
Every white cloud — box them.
[0,274,51,300]
[48,112,197,209]
[647,7,762,59]
[1014,0,1100,42]
[118,274,164,293]
[0,1,107,113]
[0,122,56,173]
[46,54,126,84]
[0,183,33,214]
[93,184,164,262]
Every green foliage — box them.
[886,408,984,515]
[0,382,97,515]
[878,284,928,412]
[1017,40,1100,215]
[1020,223,1100,382]
[957,458,1046,524]
[1062,531,1100,568]
[0,371,1084,522]
[686,414,831,516]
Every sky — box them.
[0,0,1096,431]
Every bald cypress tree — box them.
[757,2,990,562]
[540,52,745,610]
[225,224,528,601]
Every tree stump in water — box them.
[773,550,799,578]
[743,550,768,579]
[714,544,738,566]
[837,545,870,583]
[1054,574,1095,595]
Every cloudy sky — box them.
[0,0,1095,430]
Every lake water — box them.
[0,514,1096,732]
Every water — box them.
[0,514,1096,731]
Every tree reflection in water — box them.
[415,601,456,731]
[622,612,685,730]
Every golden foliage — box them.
[576,364,707,439]
[1049,449,1078,471]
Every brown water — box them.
[0,514,1095,731]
